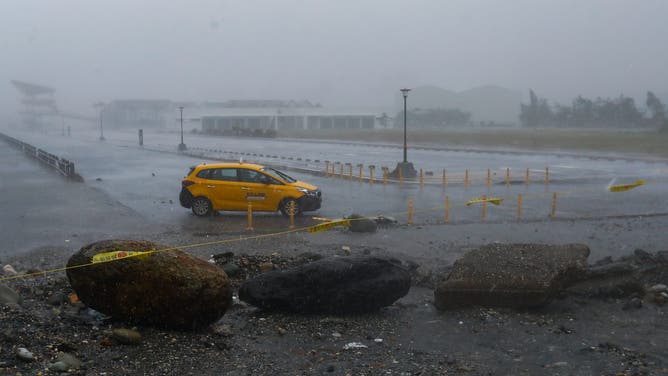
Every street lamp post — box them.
[178,106,187,151]
[390,88,416,178]
[401,88,410,163]
[99,108,105,141]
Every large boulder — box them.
[239,256,410,313]
[66,240,232,329]
[348,214,377,233]
[0,283,22,306]
[434,243,590,310]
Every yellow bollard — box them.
[369,165,375,185]
[339,163,343,179]
[487,168,492,188]
[445,195,450,224]
[525,168,530,186]
[442,168,447,191]
[246,202,254,231]
[383,167,388,185]
[289,200,295,229]
[325,161,330,177]
[358,164,363,183]
[482,195,487,222]
[465,169,469,190]
[348,163,353,181]
[506,167,510,188]
[517,193,523,223]
[408,197,413,225]
[546,166,550,187]
[399,167,403,185]
[419,169,424,189]
[551,192,557,218]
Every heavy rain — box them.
[1,1,667,375]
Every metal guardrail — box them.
[0,131,82,181]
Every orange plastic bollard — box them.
[325,161,330,177]
[546,166,550,186]
[369,166,374,185]
[383,167,388,185]
[551,192,557,218]
[289,200,295,229]
[419,169,424,188]
[445,195,450,224]
[517,193,523,222]
[246,202,254,231]
[525,168,530,186]
[408,197,413,224]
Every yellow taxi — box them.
[179,162,322,217]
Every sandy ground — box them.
[1,142,667,375]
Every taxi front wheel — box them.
[280,198,301,217]
[191,197,212,217]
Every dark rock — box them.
[239,256,410,313]
[222,263,241,277]
[47,292,67,306]
[66,240,232,329]
[348,214,377,233]
[568,250,667,298]
[622,297,643,310]
[434,243,590,309]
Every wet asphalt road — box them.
[3,128,668,224]
[2,127,668,261]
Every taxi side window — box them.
[238,169,281,184]
[196,169,211,179]
[209,168,238,181]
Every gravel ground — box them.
[1,228,667,376]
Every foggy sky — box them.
[1,0,667,115]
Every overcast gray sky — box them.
[1,0,667,114]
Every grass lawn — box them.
[281,128,668,158]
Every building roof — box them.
[11,80,55,96]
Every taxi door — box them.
[237,168,283,211]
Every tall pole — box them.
[99,108,105,141]
[178,106,186,151]
[400,88,411,163]
[179,106,184,144]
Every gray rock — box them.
[112,328,142,345]
[66,240,232,329]
[348,214,377,233]
[239,256,410,313]
[0,283,21,306]
[434,243,590,309]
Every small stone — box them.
[212,324,233,337]
[111,328,142,345]
[100,338,113,346]
[259,262,274,273]
[277,327,287,336]
[623,297,642,310]
[648,284,667,293]
[16,347,34,361]
[50,361,69,372]
[57,352,81,370]
[341,246,352,255]
[548,361,569,368]
[332,332,342,338]
[374,338,383,343]
[47,292,67,306]
[3,264,17,276]
[342,342,367,350]
[655,293,667,305]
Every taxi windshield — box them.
[261,167,296,183]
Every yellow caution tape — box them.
[308,219,351,233]
[609,180,646,192]
[91,250,152,264]
[465,197,504,206]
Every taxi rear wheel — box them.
[191,197,212,217]
[280,198,301,217]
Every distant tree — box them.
[646,91,666,123]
